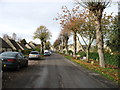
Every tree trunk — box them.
[41,41,44,54]
[62,39,64,53]
[95,10,105,68]
[86,37,94,62]
[65,38,68,55]
[86,46,90,62]
[74,32,77,56]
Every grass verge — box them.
[64,55,119,84]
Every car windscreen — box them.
[30,52,39,54]
[0,52,17,57]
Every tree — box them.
[76,0,111,67]
[33,25,51,54]
[59,29,71,54]
[12,33,17,41]
[56,6,84,56]
[77,9,96,62]
[80,11,113,62]
[3,34,10,39]
[45,41,51,50]
[53,38,61,51]
[20,39,27,45]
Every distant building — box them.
[68,37,84,53]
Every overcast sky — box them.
[0,0,118,44]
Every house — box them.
[19,43,27,50]
[25,43,33,49]
[29,41,37,49]
[68,37,84,53]
[3,37,21,51]
[68,44,74,52]
[17,42,26,51]
[0,37,12,52]
[9,39,22,51]
[104,44,112,53]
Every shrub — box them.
[89,52,99,61]
[89,52,119,67]
[104,53,120,67]
[22,49,32,55]
[63,50,66,54]
[77,51,86,58]
[33,48,41,52]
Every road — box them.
[2,53,118,88]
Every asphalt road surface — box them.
[2,53,118,88]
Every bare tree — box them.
[3,34,10,39]
[76,0,111,67]
[12,33,17,41]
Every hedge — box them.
[78,52,119,67]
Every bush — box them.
[89,52,119,67]
[77,51,86,58]
[33,48,41,52]
[89,52,99,61]
[104,53,120,67]
[22,49,32,55]
[63,50,66,54]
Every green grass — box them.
[64,55,72,60]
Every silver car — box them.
[29,51,41,60]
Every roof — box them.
[0,37,12,48]
[9,39,21,50]
[33,43,37,46]
[18,42,26,49]
[25,43,33,49]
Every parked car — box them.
[44,50,51,56]
[0,51,28,71]
[0,58,2,78]
[44,51,51,56]
[29,51,41,60]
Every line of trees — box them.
[54,0,118,68]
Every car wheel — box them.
[16,64,20,71]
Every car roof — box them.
[0,51,20,56]
[2,51,19,54]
